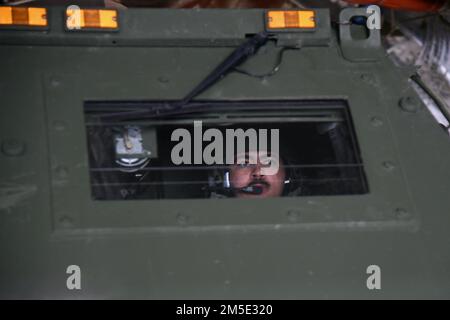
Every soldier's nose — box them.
[252,164,264,177]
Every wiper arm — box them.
[88,32,270,120]
[175,31,270,108]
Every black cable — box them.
[233,47,298,79]
[177,31,270,107]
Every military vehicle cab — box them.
[1,2,450,299]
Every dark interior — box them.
[85,100,369,199]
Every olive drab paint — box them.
[1,6,450,299]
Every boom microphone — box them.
[237,185,263,195]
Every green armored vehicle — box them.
[1,2,450,299]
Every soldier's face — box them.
[229,152,285,198]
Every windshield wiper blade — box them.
[174,31,269,108]
[89,32,270,120]
[178,32,269,107]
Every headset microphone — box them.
[238,185,264,195]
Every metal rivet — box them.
[59,215,73,228]
[287,210,300,222]
[370,116,383,127]
[360,73,373,82]
[395,208,411,220]
[158,76,170,84]
[359,73,377,86]
[399,96,420,113]
[50,78,60,87]
[382,161,395,171]
[55,165,69,179]
[53,120,66,131]
[1,139,25,157]
[176,213,189,225]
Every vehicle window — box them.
[85,100,368,199]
